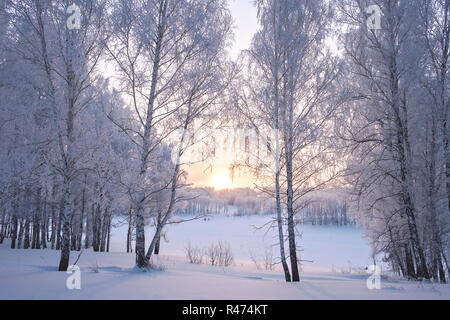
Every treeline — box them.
[176,188,354,227]
[298,199,354,227]
[176,188,275,216]
[0,0,234,271]
[0,187,114,253]
[233,0,449,283]
[0,0,132,257]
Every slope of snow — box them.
[0,215,449,300]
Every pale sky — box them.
[228,0,258,60]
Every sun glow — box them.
[210,173,234,191]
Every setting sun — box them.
[210,173,234,190]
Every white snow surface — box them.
[0,215,449,300]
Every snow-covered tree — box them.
[338,0,449,282]
[106,0,234,268]
[236,0,343,282]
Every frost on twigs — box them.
[250,246,276,271]
[185,241,234,267]
[206,241,234,267]
[185,242,204,264]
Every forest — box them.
[0,0,448,289]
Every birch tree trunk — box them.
[58,21,79,271]
[85,204,93,249]
[50,203,56,250]
[135,0,169,268]
[77,186,85,251]
[154,211,162,255]
[58,175,72,271]
[32,1,74,271]
[283,109,300,282]
[17,219,24,249]
[272,2,291,282]
[392,56,430,279]
[10,213,17,249]
[23,216,30,249]
[127,208,133,253]
[93,204,101,252]
[0,208,6,244]
[437,0,450,213]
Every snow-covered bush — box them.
[249,251,262,270]
[263,247,275,271]
[185,242,204,264]
[206,241,234,267]
[250,247,275,271]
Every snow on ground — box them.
[124,215,375,273]
[0,215,449,300]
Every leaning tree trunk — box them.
[145,164,179,263]
[154,211,162,255]
[154,235,161,255]
[145,96,190,263]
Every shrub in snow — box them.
[249,251,262,270]
[185,241,233,267]
[263,247,275,271]
[206,244,219,266]
[185,242,204,264]
[207,241,233,267]
[250,247,275,271]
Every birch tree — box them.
[7,0,108,270]
[237,0,342,282]
[107,0,233,268]
[339,0,449,281]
